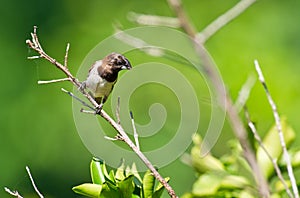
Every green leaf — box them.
[190,135,225,173]
[257,117,296,178]
[152,177,170,198]
[143,170,155,198]
[90,157,105,184]
[72,183,102,198]
[100,180,120,198]
[126,163,143,183]
[115,162,125,181]
[220,175,250,189]
[109,169,116,183]
[192,173,223,196]
[101,161,111,180]
[118,175,135,198]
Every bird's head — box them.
[104,52,132,71]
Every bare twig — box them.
[26,166,44,198]
[27,55,41,60]
[128,12,180,28]
[254,60,299,198]
[38,78,70,84]
[167,0,270,197]
[244,107,293,198]
[197,0,257,43]
[64,43,70,67]
[61,88,95,111]
[80,108,96,114]
[4,187,23,198]
[130,111,140,150]
[104,135,119,141]
[26,27,177,198]
[234,74,256,113]
[114,27,164,57]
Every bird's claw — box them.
[95,103,103,114]
[79,81,86,92]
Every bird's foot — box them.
[78,81,86,92]
[95,103,104,115]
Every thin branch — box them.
[130,111,140,150]
[234,74,256,113]
[167,0,197,37]
[254,60,299,198]
[64,43,70,67]
[27,55,41,60]
[61,88,95,111]
[26,166,44,198]
[244,107,293,198]
[4,187,23,198]
[114,27,164,57]
[26,27,178,198]
[167,0,270,197]
[80,108,96,114]
[197,0,257,43]
[128,12,180,28]
[38,77,70,85]
[104,136,119,141]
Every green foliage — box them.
[183,118,300,197]
[72,158,168,198]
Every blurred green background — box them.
[1,0,300,197]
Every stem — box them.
[255,60,298,198]
[26,27,178,198]
[167,0,270,196]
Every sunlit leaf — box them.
[72,183,102,198]
[190,135,225,173]
[192,173,223,196]
[118,175,135,198]
[152,177,170,198]
[143,170,155,198]
[90,157,105,184]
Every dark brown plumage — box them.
[81,52,132,109]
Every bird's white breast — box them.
[85,60,116,98]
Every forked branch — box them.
[26,26,177,198]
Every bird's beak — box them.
[121,62,132,70]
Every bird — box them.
[80,52,132,112]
